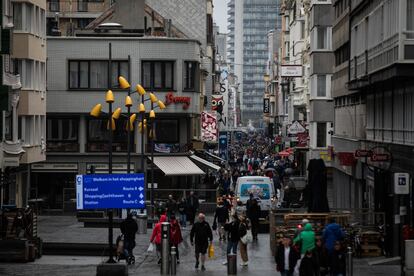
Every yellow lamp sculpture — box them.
[90,104,102,118]
[125,96,133,107]
[118,76,131,89]
[105,90,114,103]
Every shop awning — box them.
[151,156,205,176]
[189,155,221,171]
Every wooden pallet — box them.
[361,244,382,257]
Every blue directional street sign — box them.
[76,174,145,210]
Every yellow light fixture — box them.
[112,107,122,120]
[138,122,147,133]
[149,129,156,139]
[149,110,155,119]
[107,118,116,130]
[139,103,145,113]
[127,114,137,130]
[90,104,102,118]
[118,76,131,89]
[149,93,158,103]
[158,100,166,110]
[105,90,114,103]
[125,96,133,107]
[136,84,146,96]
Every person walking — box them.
[247,197,261,241]
[294,223,316,256]
[323,219,345,256]
[315,237,329,276]
[238,216,251,266]
[178,197,187,228]
[166,194,177,219]
[150,214,168,264]
[120,213,138,264]
[299,250,318,276]
[275,236,300,276]
[187,191,199,225]
[190,213,213,271]
[169,214,183,264]
[329,241,346,276]
[223,214,240,265]
[213,199,229,241]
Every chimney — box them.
[111,0,145,30]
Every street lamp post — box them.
[118,76,165,221]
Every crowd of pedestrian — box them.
[275,218,346,276]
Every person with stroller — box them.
[120,213,138,264]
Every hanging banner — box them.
[201,112,218,142]
[263,98,270,113]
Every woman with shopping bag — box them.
[150,215,168,264]
[239,216,252,266]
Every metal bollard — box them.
[170,246,177,275]
[227,253,237,275]
[347,246,353,276]
[161,222,170,275]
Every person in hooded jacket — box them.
[293,223,316,256]
[150,214,168,264]
[169,214,183,264]
[223,214,240,265]
[120,213,138,264]
[323,219,345,256]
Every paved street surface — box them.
[0,216,401,276]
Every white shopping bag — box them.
[147,243,154,253]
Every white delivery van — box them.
[235,176,276,216]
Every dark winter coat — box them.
[275,243,300,274]
[224,219,241,243]
[178,200,187,215]
[186,195,199,214]
[190,220,213,246]
[246,199,261,222]
[323,223,345,254]
[330,250,346,275]
[120,217,138,241]
[214,205,229,224]
[299,255,318,276]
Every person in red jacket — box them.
[169,214,183,264]
[150,215,167,264]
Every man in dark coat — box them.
[247,197,261,240]
[190,213,213,271]
[275,236,300,276]
[166,194,177,218]
[120,213,138,264]
[187,191,199,225]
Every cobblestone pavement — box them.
[0,216,402,276]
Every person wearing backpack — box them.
[169,214,183,264]
[213,199,229,241]
[239,216,252,266]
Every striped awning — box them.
[151,156,205,176]
[189,155,221,171]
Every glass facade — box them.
[228,0,280,125]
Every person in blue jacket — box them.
[322,219,345,255]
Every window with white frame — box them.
[12,2,45,37]
[311,74,331,98]
[312,27,331,50]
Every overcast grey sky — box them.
[213,0,229,33]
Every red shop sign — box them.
[370,153,390,162]
[355,149,373,158]
[337,152,357,166]
[165,92,191,109]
